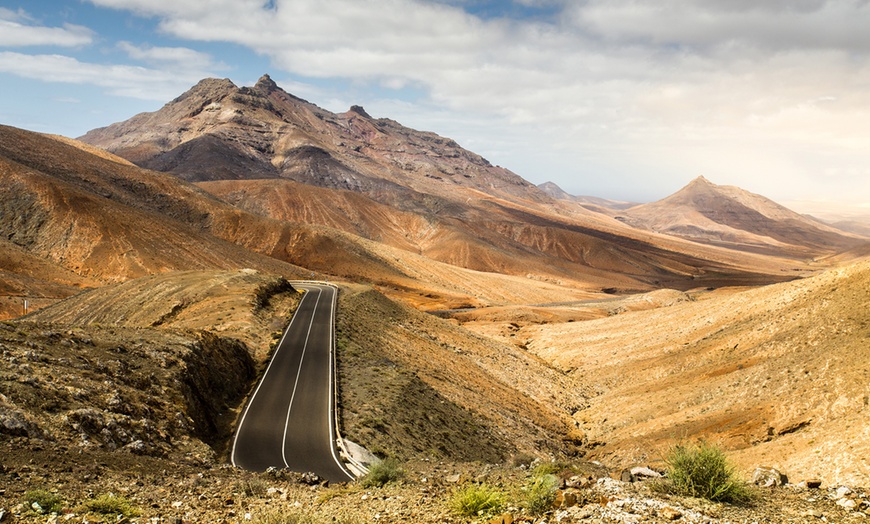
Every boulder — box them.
[630,466,662,480]
[752,467,788,487]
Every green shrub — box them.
[82,494,141,518]
[450,483,506,518]
[524,472,559,515]
[360,457,403,488]
[531,461,569,477]
[23,489,63,514]
[659,441,754,504]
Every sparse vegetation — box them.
[23,489,63,514]
[360,457,404,488]
[253,507,360,524]
[450,483,507,519]
[234,477,270,497]
[81,493,141,518]
[655,441,755,504]
[523,471,559,515]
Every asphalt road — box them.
[231,283,353,482]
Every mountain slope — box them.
[519,259,870,486]
[80,76,823,291]
[80,75,544,209]
[621,176,866,258]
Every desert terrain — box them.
[1,74,870,522]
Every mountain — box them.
[80,76,819,292]
[0,125,629,312]
[537,181,636,211]
[620,176,867,258]
[80,74,545,211]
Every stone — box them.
[806,479,822,489]
[630,466,662,479]
[837,498,857,510]
[488,514,513,524]
[445,473,462,483]
[555,489,579,508]
[835,486,852,499]
[660,507,682,521]
[620,469,634,482]
[752,467,788,487]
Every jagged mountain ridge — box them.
[620,176,866,258]
[78,75,831,291]
[80,74,543,211]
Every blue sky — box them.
[3,0,870,216]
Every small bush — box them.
[360,457,403,488]
[450,483,507,518]
[659,441,754,504]
[82,494,141,518]
[23,489,63,514]
[234,477,269,497]
[531,461,569,477]
[524,472,559,515]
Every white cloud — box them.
[0,10,94,48]
[0,52,208,101]
[117,41,226,71]
[77,0,870,202]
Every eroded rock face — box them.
[79,74,539,207]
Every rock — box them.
[630,466,662,479]
[801,509,823,518]
[620,469,634,482]
[488,514,513,524]
[806,479,822,489]
[445,473,462,483]
[300,472,323,486]
[752,467,788,487]
[837,498,857,510]
[31,501,44,514]
[555,489,580,508]
[835,486,852,499]
[660,507,682,521]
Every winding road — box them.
[231,283,354,483]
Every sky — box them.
[2,0,870,215]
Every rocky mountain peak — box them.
[685,175,716,191]
[349,105,372,119]
[254,74,279,94]
[171,77,238,105]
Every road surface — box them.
[231,283,353,482]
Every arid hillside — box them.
[497,260,870,487]
[21,269,589,466]
[0,125,602,311]
[620,176,866,258]
[79,76,827,291]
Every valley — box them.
[1,74,869,522]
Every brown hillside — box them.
[1,124,612,312]
[622,176,865,258]
[82,76,821,291]
[513,260,870,486]
[0,239,95,319]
